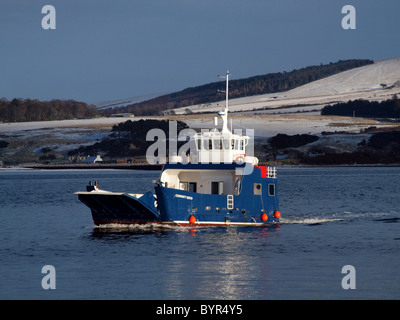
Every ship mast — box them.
[217,69,230,133]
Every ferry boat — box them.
[75,71,281,227]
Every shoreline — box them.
[19,163,163,170]
[1,162,399,171]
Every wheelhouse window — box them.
[223,139,230,150]
[196,138,201,151]
[202,139,211,150]
[234,139,239,150]
[213,139,222,150]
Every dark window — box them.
[268,184,275,196]
[211,182,219,195]
[189,182,197,193]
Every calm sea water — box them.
[0,167,399,300]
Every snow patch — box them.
[172,58,400,115]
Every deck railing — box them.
[267,166,276,178]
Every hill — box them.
[173,58,400,115]
[106,59,373,116]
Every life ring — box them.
[235,155,245,163]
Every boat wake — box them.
[280,210,399,225]
[92,222,184,233]
[87,211,399,233]
[280,217,344,225]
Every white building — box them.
[84,155,103,164]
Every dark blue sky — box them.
[1,0,399,103]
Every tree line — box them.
[0,98,98,123]
[107,59,374,116]
[321,96,400,118]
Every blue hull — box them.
[77,165,280,227]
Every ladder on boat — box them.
[227,195,234,210]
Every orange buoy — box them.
[274,211,281,219]
[261,213,268,221]
[189,215,196,224]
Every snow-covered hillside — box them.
[172,58,400,115]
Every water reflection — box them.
[159,226,280,299]
[88,224,281,299]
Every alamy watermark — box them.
[341,265,356,290]
[341,5,356,30]
[41,265,56,290]
[41,5,56,30]
[40,4,357,31]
